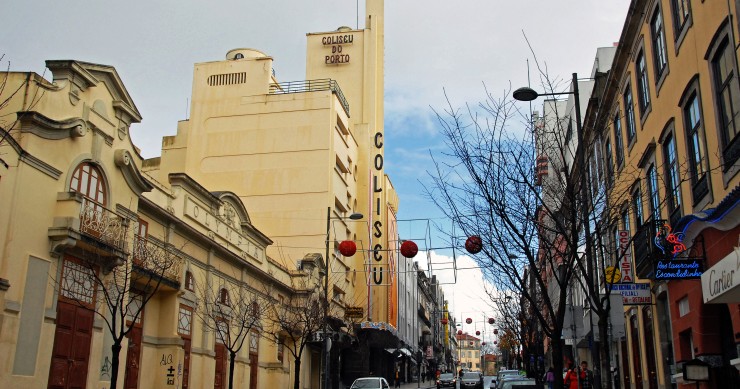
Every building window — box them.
[250,331,259,354]
[277,337,284,363]
[636,51,651,116]
[651,8,668,80]
[710,35,740,171]
[178,305,193,336]
[184,271,195,291]
[671,0,691,36]
[614,113,625,168]
[678,296,690,317]
[624,87,637,144]
[646,164,660,221]
[663,132,682,225]
[218,288,230,306]
[604,138,614,187]
[621,208,631,232]
[70,162,107,205]
[682,89,710,202]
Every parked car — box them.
[499,377,536,389]
[496,370,521,389]
[461,371,484,389]
[350,377,391,389]
[437,373,456,389]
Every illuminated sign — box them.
[654,259,703,280]
[655,221,687,258]
[345,307,364,319]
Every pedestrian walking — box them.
[579,361,594,389]
[394,368,400,388]
[543,367,555,389]
[564,363,579,389]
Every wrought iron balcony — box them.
[132,237,183,288]
[79,200,128,251]
[269,78,350,116]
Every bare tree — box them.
[0,56,45,146]
[53,218,181,389]
[194,275,271,389]
[426,85,591,389]
[268,254,348,389]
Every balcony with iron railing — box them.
[269,78,350,117]
[49,193,129,262]
[132,236,183,289]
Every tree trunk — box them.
[229,351,236,389]
[110,342,122,389]
[598,314,613,389]
[550,336,565,389]
[294,358,302,389]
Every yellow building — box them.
[585,1,740,388]
[0,58,312,389]
[146,0,401,384]
[456,334,482,372]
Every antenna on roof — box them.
[185,98,189,119]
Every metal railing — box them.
[269,79,350,116]
[132,237,183,284]
[79,200,127,251]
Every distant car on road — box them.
[350,377,391,389]
[437,372,456,389]
[461,371,484,389]
[499,377,536,389]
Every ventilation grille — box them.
[207,72,247,86]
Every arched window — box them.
[218,288,230,306]
[70,162,106,205]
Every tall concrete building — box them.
[145,0,405,384]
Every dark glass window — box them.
[663,133,682,224]
[605,138,614,186]
[712,37,740,170]
[632,186,644,227]
[651,8,668,78]
[646,164,661,221]
[624,88,637,143]
[683,92,709,201]
[614,113,625,167]
[672,0,691,34]
[636,52,651,115]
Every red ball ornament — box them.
[488,318,495,325]
[482,342,487,346]
[494,329,499,335]
[457,330,463,335]
[400,240,418,258]
[441,318,449,325]
[465,235,483,254]
[338,240,357,256]
[494,340,498,345]
[466,318,472,324]
[475,331,480,336]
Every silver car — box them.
[350,377,391,389]
[460,371,483,389]
[499,377,536,389]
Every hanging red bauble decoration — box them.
[338,240,357,256]
[466,318,472,324]
[494,329,499,335]
[475,330,480,336]
[457,330,463,335]
[400,240,418,258]
[441,318,448,325]
[465,235,483,254]
[494,340,498,345]
[481,342,486,346]
[488,318,495,325]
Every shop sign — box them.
[345,306,364,318]
[701,247,740,304]
[654,259,703,280]
[617,230,633,282]
[607,283,652,305]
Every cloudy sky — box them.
[2,0,630,331]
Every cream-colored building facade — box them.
[0,0,405,388]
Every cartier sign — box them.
[701,247,740,304]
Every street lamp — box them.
[324,207,363,389]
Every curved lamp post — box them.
[324,208,363,389]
